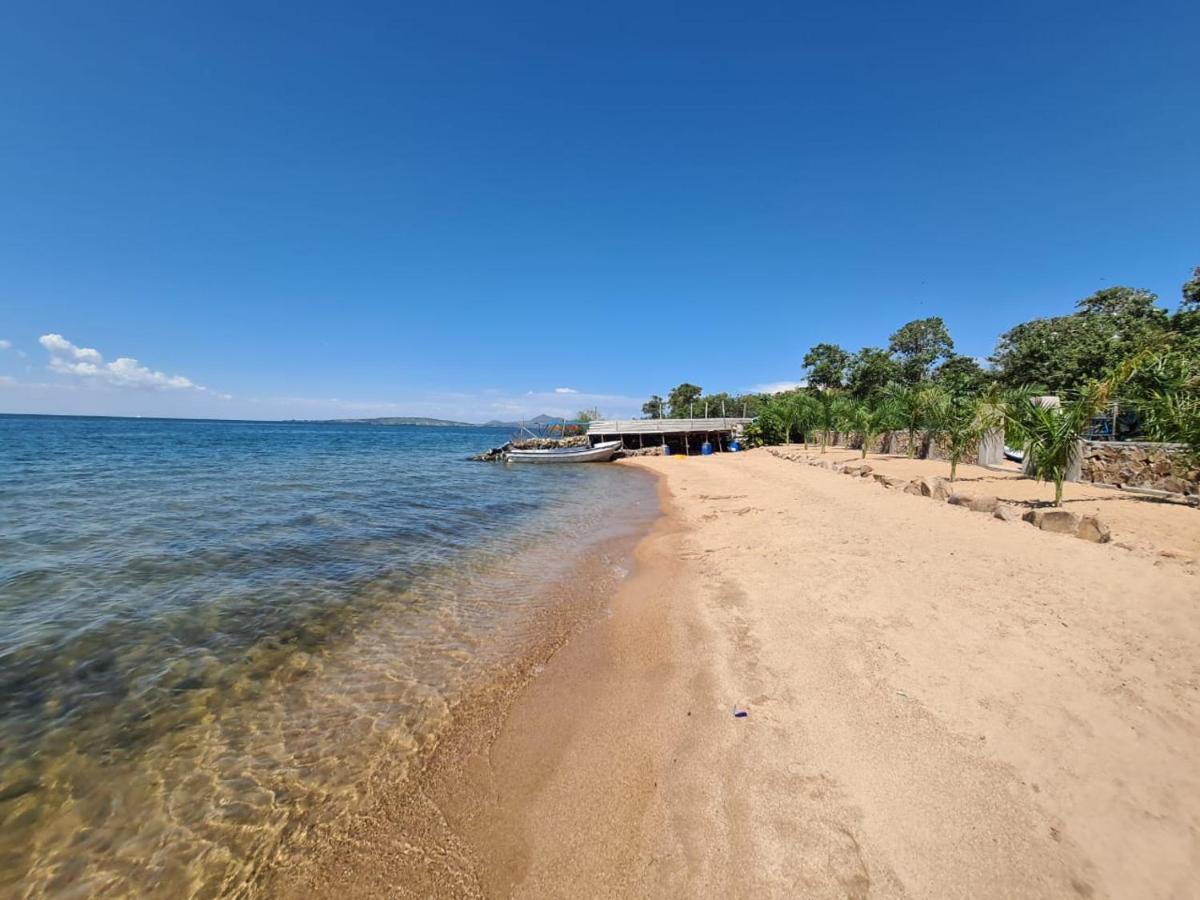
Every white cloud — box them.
[752,380,807,394]
[0,375,14,386]
[39,333,102,363]
[553,387,577,394]
[37,333,221,395]
[0,339,11,350]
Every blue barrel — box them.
[701,441,713,456]
[729,440,741,452]
[662,444,672,457]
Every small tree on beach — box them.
[782,392,822,447]
[844,400,894,458]
[812,389,848,453]
[884,382,941,458]
[1005,383,1112,506]
[927,393,985,482]
[1121,348,1200,460]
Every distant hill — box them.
[479,414,565,428]
[329,416,474,427]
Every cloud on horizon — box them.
[3,336,642,421]
[752,380,807,394]
[37,334,230,398]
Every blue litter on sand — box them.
[733,710,748,718]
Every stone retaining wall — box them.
[1079,441,1198,496]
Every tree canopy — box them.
[1183,266,1200,311]
[641,395,664,419]
[802,343,851,389]
[845,347,899,400]
[991,286,1171,393]
[666,383,703,417]
[933,354,993,397]
[888,317,954,383]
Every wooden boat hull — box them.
[504,440,623,464]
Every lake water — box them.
[0,415,655,897]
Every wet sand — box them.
[288,448,1200,898]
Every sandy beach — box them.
[292,448,1200,898]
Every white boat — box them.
[503,439,623,464]
[1003,445,1025,464]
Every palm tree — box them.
[927,393,984,482]
[1122,349,1200,460]
[844,400,894,458]
[884,382,940,458]
[1006,383,1112,506]
[812,389,844,453]
[785,392,822,448]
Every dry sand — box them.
[779,445,1200,561]
[290,449,1200,898]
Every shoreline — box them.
[279,448,1200,897]
[268,473,666,897]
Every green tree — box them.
[1006,384,1113,507]
[641,395,664,419]
[888,317,954,384]
[883,382,942,458]
[781,392,822,447]
[811,389,847,453]
[992,286,1170,392]
[666,383,703,417]
[1122,349,1200,460]
[846,347,900,400]
[576,408,600,422]
[803,343,851,390]
[744,407,787,446]
[1174,266,1200,345]
[1075,286,1164,321]
[843,399,894,458]
[933,355,993,396]
[927,392,985,482]
[1184,266,1200,310]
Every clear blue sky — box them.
[1,1,1197,421]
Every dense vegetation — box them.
[645,267,1200,506]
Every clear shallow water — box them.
[0,415,655,897]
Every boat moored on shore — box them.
[503,439,623,463]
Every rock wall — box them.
[832,431,943,459]
[1079,441,1198,496]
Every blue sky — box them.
[1,1,1197,421]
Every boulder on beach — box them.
[1022,508,1082,535]
[993,504,1024,523]
[1076,515,1112,543]
[968,496,1000,514]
